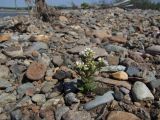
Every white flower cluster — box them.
[80,48,95,57]
[76,61,84,66]
[76,61,89,70]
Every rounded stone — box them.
[112,71,128,80]
[26,62,47,81]
[132,81,154,101]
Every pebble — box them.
[41,98,61,110]
[106,111,140,120]
[53,70,71,80]
[132,81,154,101]
[26,62,47,81]
[0,53,7,64]
[32,94,46,105]
[16,96,32,108]
[0,79,12,89]
[120,87,130,94]
[17,82,34,98]
[39,53,51,66]
[3,45,23,57]
[146,45,160,55]
[113,89,124,101]
[0,65,10,79]
[126,66,140,77]
[84,91,114,110]
[64,93,79,105]
[112,71,128,80]
[62,110,91,120]
[0,93,16,107]
[41,81,55,93]
[55,106,70,120]
[52,55,64,66]
[148,79,160,89]
[10,109,22,120]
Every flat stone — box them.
[84,91,114,110]
[0,65,9,79]
[32,94,46,105]
[0,93,16,107]
[0,79,12,89]
[3,45,23,57]
[146,45,160,55]
[31,42,48,50]
[93,30,111,40]
[25,42,48,55]
[26,62,47,81]
[100,65,126,72]
[17,82,35,98]
[106,111,140,120]
[29,35,50,43]
[92,47,108,58]
[104,44,127,53]
[62,110,91,120]
[0,33,11,42]
[132,81,154,101]
[108,36,127,43]
[112,71,128,80]
[55,106,70,120]
[96,77,131,90]
[68,46,107,58]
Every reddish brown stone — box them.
[26,62,47,81]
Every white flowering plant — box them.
[76,48,104,93]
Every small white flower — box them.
[80,51,85,56]
[84,65,89,70]
[98,57,104,63]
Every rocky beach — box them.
[0,7,160,120]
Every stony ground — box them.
[0,7,160,120]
